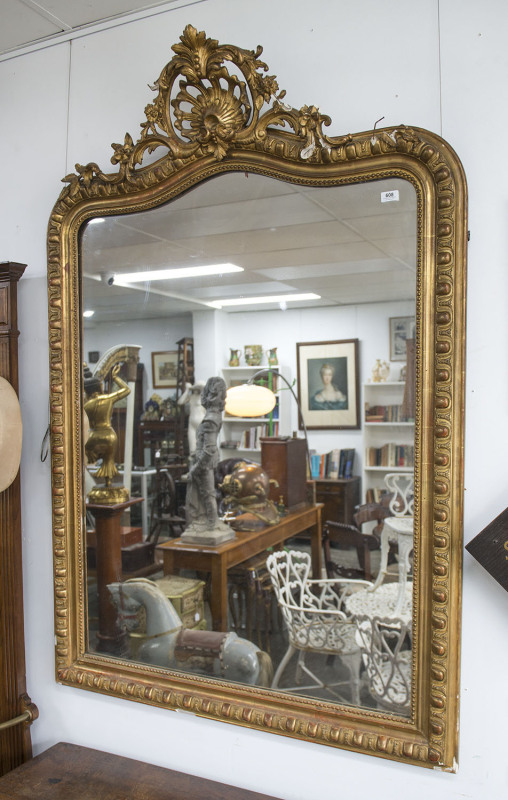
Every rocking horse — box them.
[108,578,273,687]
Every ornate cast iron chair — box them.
[371,473,414,615]
[266,549,371,702]
[354,613,412,714]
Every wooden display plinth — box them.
[86,497,143,655]
[260,436,308,511]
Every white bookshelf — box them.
[221,365,290,463]
[363,381,415,502]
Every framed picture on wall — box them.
[151,351,178,389]
[389,316,416,361]
[296,339,360,430]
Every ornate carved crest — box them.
[60,24,442,203]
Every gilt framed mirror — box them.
[47,25,466,770]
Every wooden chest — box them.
[154,574,206,630]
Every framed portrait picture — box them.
[151,351,178,389]
[296,339,360,430]
[389,316,416,361]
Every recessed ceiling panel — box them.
[237,241,388,271]
[302,178,416,219]
[345,211,416,241]
[0,1,61,51]
[128,194,335,241]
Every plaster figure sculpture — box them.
[83,363,130,504]
[177,380,206,456]
[182,376,235,544]
[108,578,273,685]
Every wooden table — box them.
[0,742,280,799]
[157,504,323,631]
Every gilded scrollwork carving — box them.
[47,25,466,770]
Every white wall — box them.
[2,1,508,797]
[84,315,192,398]
[220,299,414,459]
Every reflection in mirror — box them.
[81,173,416,716]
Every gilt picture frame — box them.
[151,351,178,389]
[390,316,416,361]
[296,339,360,430]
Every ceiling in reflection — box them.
[82,173,417,324]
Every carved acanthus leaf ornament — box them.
[60,24,440,199]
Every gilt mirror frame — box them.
[47,25,466,770]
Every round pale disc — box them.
[0,377,23,493]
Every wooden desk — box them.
[157,504,323,631]
[0,742,280,799]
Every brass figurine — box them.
[84,363,130,504]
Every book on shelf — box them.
[310,453,321,479]
[365,443,414,467]
[364,403,409,423]
[365,487,390,504]
[328,448,340,479]
[238,424,270,450]
[344,448,355,479]
[309,448,356,480]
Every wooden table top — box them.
[0,743,281,800]
[157,503,322,559]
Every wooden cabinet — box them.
[0,263,36,774]
[313,477,360,526]
[260,436,307,511]
[138,419,181,466]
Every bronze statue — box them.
[182,377,234,544]
[84,363,130,504]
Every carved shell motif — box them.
[61,24,354,197]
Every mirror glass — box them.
[81,171,416,716]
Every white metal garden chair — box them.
[353,613,412,714]
[371,473,414,616]
[266,549,371,703]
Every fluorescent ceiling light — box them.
[88,218,105,225]
[117,263,243,283]
[83,309,95,318]
[210,292,321,309]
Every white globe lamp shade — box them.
[225,383,276,417]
